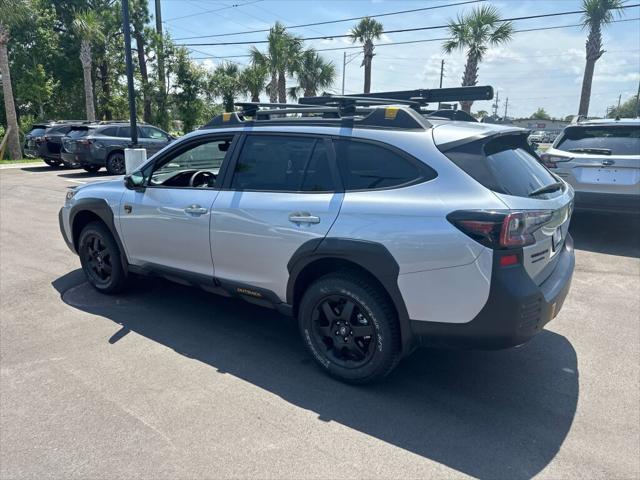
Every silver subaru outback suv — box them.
[59,87,575,383]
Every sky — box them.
[152,0,640,119]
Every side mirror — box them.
[124,171,145,190]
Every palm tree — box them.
[210,62,243,112]
[577,0,624,116]
[72,10,104,121]
[0,0,30,160]
[349,17,383,94]
[288,49,336,99]
[443,5,513,113]
[240,64,268,102]
[250,22,302,103]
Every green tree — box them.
[531,107,551,120]
[240,64,268,102]
[0,0,31,159]
[606,94,640,118]
[72,10,104,121]
[173,48,206,133]
[474,110,489,120]
[349,17,383,94]
[251,22,302,103]
[16,64,57,119]
[288,49,336,99]
[443,5,513,113]
[209,62,244,112]
[578,0,625,116]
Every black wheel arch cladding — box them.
[70,198,129,273]
[287,237,414,354]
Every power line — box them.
[178,4,640,45]
[164,0,263,22]
[174,0,484,40]
[188,17,640,59]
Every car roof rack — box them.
[202,86,494,130]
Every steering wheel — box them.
[189,170,216,188]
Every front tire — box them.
[298,271,401,384]
[106,152,125,175]
[78,221,128,294]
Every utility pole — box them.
[636,81,640,117]
[155,0,167,130]
[342,51,346,95]
[438,59,444,109]
[122,0,137,145]
[504,97,509,121]
[492,90,500,119]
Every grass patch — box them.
[0,158,43,165]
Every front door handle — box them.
[184,204,208,215]
[289,212,320,224]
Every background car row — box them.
[23,121,173,175]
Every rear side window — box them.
[231,135,333,192]
[100,127,119,136]
[444,134,558,198]
[333,139,426,190]
[117,126,132,138]
[555,126,640,155]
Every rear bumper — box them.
[23,147,39,158]
[574,191,640,214]
[411,234,575,350]
[60,151,86,167]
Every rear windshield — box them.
[67,128,90,139]
[443,134,559,198]
[29,127,47,137]
[555,125,640,155]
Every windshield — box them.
[67,128,90,139]
[556,125,640,155]
[29,127,46,137]
[442,133,560,198]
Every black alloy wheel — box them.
[106,152,126,175]
[311,295,377,369]
[81,233,113,286]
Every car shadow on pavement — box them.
[20,166,59,172]
[56,171,113,179]
[569,211,640,258]
[53,269,578,480]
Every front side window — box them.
[231,135,333,192]
[141,126,169,140]
[555,125,640,155]
[333,139,425,190]
[149,137,233,188]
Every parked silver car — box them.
[59,88,575,383]
[540,118,640,213]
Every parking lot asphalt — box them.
[1,165,638,480]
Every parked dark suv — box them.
[61,122,173,174]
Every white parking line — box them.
[64,179,88,184]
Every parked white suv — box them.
[540,118,640,213]
[59,88,575,383]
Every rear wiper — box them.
[568,147,612,155]
[529,181,564,197]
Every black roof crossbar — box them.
[235,102,317,117]
[302,86,493,110]
[424,109,478,122]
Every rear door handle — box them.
[184,204,208,215]
[289,212,320,224]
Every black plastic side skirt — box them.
[287,237,414,355]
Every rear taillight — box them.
[448,210,553,250]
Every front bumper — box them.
[574,191,640,214]
[411,234,575,350]
[59,207,76,253]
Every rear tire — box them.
[43,158,62,168]
[78,221,128,294]
[298,271,401,384]
[106,152,125,175]
[83,165,100,173]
